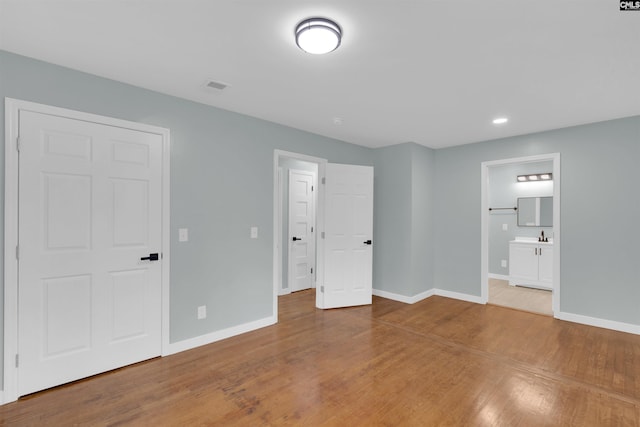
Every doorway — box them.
[279,160,318,294]
[273,151,326,315]
[481,154,560,316]
[272,151,374,315]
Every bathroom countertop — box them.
[510,237,554,245]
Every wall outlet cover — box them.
[501,260,507,268]
[250,226,258,239]
[179,228,189,242]
[502,223,508,231]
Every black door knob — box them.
[292,237,302,241]
[141,253,159,261]
[364,240,372,245]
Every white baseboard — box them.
[373,289,434,304]
[434,289,485,304]
[489,273,510,281]
[165,315,277,356]
[555,311,640,335]
[373,288,486,305]
[373,288,434,304]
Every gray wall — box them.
[410,143,435,295]
[434,118,640,324]
[0,50,374,354]
[373,144,412,295]
[488,161,553,276]
[373,143,435,296]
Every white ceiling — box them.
[1,0,639,149]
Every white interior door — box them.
[18,110,163,396]
[320,163,373,309]
[288,169,316,292]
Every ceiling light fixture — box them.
[492,117,508,125]
[517,173,553,182]
[295,18,342,54]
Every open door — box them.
[317,163,373,309]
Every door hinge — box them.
[320,286,325,293]
[311,226,314,233]
[311,267,313,274]
[16,136,20,152]
[15,354,19,368]
[311,185,314,191]
[321,232,325,239]
[321,177,326,184]
[16,245,19,260]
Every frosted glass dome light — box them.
[295,18,342,54]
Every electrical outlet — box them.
[501,260,507,268]
[197,305,207,320]
[250,226,258,239]
[502,223,508,231]
[179,228,189,242]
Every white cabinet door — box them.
[538,246,554,285]
[509,244,539,283]
[18,110,163,396]
[320,163,373,309]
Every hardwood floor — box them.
[2,290,640,426]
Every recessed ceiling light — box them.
[492,117,508,125]
[295,18,342,54]
[333,117,343,125]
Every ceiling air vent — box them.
[205,79,229,91]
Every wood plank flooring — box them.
[1,290,639,426]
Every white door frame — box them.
[273,150,327,317]
[4,98,171,404]
[480,153,560,315]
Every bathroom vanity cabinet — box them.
[508,240,553,290]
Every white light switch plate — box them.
[250,226,258,239]
[502,223,508,231]
[501,260,507,268]
[179,228,189,242]
[197,305,206,320]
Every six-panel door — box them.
[18,111,163,396]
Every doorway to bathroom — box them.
[481,153,560,316]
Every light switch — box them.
[179,228,189,242]
[250,226,258,239]
[501,260,507,268]
[502,223,508,231]
[197,305,206,320]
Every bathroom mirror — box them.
[517,197,553,227]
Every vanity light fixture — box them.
[517,173,553,182]
[295,18,342,54]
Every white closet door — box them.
[288,169,316,292]
[18,110,163,396]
